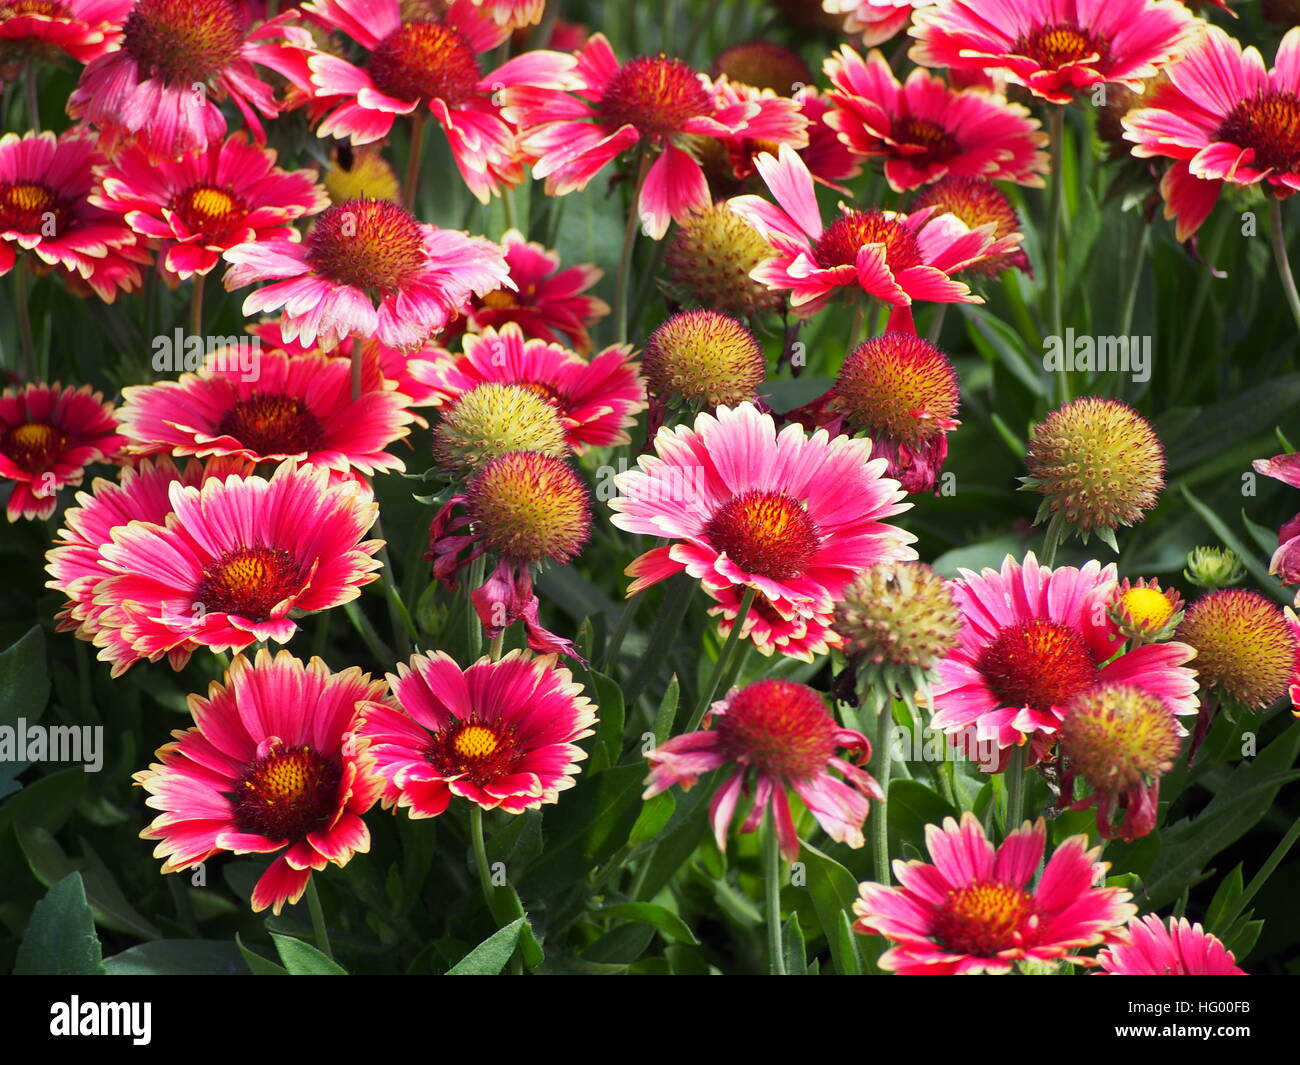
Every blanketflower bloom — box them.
[0,0,133,65]
[1124,26,1300,240]
[0,382,123,521]
[468,0,543,30]
[68,0,309,160]
[824,45,1047,192]
[825,0,933,47]
[854,813,1135,974]
[444,229,609,352]
[909,0,1197,106]
[931,554,1199,754]
[609,402,917,648]
[706,588,843,662]
[729,144,1020,321]
[117,348,414,474]
[1253,451,1300,589]
[1098,914,1247,975]
[412,323,643,451]
[359,650,597,815]
[45,455,249,673]
[911,176,1031,278]
[134,649,388,915]
[644,679,882,860]
[91,133,327,283]
[294,0,575,202]
[223,197,510,350]
[92,460,381,668]
[505,33,807,238]
[0,129,146,302]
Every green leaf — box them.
[1205,863,1245,936]
[103,940,249,976]
[1181,485,1287,600]
[829,910,862,976]
[236,933,287,976]
[598,902,698,945]
[799,843,863,977]
[782,913,807,975]
[0,625,49,731]
[14,872,103,975]
[628,791,674,847]
[586,670,625,773]
[887,780,958,861]
[651,674,680,744]
[446,918,525,975]
[961,306,1046,397]
[271,933,348,975]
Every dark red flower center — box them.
[713,678,838,779]
[368,19,480,107]
[216,392,324,456]
[599,54,711,138]
[0,419,68,471]
[977,618,1097,713]
[933,879,1033,956]
[1012,23,1109,71]
[195,545,305,621]
[0,180,66,236]
[813,209,923,272]
[172,182,246,240]
[891,115,957,162]
[425,720,520,786]
[232,742,341,841]
[121,0,243,85]
[305,199,427,294]
[704,489,820,580]
[1217,89,1300,176]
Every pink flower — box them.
[729,144,1019,320]
[466,0,543,30]
[0,130,146,303]
[1252,452,1300,589]
[824,0,932,48]
[0,382,122,521]
[91,132,326,282]
[824,45,1048,192]
[706,587,844,663]
[68,0,307,160]
[909,0,1196,106]
[1098,914,1247,975]
[505,33,806,238]
[223,197,510,350]
[117,347,414,473]
[854,812,1135,974]
[0,0,133,65]
[294,0,575,202]
[609,402,917,653]
[91,460,381,668]
[358,650,597,815]
[411,323,644,450]
[134,649,388,915]
[1125,25,1300,241]
[645,679,882,860]
[931,553,1200,754]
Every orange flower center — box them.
[425,720,519,786]
[368,19,480,107]
[1217,90,1300,176]
[480,288,519,309]
[195,545,304,622]
[1,1,65,18]
[891,115,957,162]
[216,392,324,456]
[233,742,341,841]
[121,0,243,85]
[0,180,62,235]
[713,679,838,779]
[704,489,820,580]
[173,183,245,239]
[305,199,427,294]
[813,209,923,272]
[933,880,1032,956]
[599,54,711,138]
[977,618,1097,713]
[1,419,67,471]
[1012,23,1108,71]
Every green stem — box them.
[13,258,35,379]
[926,303,948,345]
[403,111,425,213]
[489,631,504,662]
[872,702,894,885]
[686,586,755,732]
[602,590,642,673]
[1117,219,1149,341]
[1270,199,1300,335]
[1171,208,1228,400]
[1218,815,1300,930]
[464,552,486,660]
[613,148,652,342]
[763,807,786,976]
[305,878,334,960]
[1045,107,1066,403]
[469,804,496,912]
[23,62,39,133]
[372,516,416,659]
[1005,745,1026,837]
[1040,509,1066,568]
[189,273,205,339]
